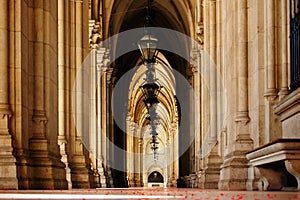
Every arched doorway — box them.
[148,171,164,187]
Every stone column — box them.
[133,133,139,186]
[202,1,212,183]
[209,0,217,143]
[28,0,68,190]
[138,139,144,187]
[89,49,99,188]
[166,126,173,187]
[219,0,253,190]
[187,69,195,174]
[69,0,91,188]
[98,52,111,187]
[278,0,289,100]
[96,48,108,188]
[204,0,210,53]
[172,120,179,185]
[264,0,281,142]
[127,116,134,187]
[106,67,115,187]
[135,131,142,187]
[0,0,18,189]
[191,56,201,173]
[202,0,222,189]
[58,0,72,189]
[235,0,250,126]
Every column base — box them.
[69,155,91,188]
[106,167,114,187]
[167,174,177,187]
[0,134,18,189]
[28,138,68,189]
[0,110,18,189]
[127,175,134,187]
[15,149,30,189]
[58,139,72,189]
[91,171,101,188]
[203,143,222,189]
[219,154,249,190]
[98,165,107,188]
[196,170,205,188]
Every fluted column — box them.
[0,0,18,189]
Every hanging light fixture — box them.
[140,82,160,110]
[137,34,159,64]
[138,0,161,161]
[137,0,159,64]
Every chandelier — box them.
[138,0,161,161]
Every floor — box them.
[0,188,299,200]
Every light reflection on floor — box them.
[0,188,299,200]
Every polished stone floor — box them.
[0,188,299,200]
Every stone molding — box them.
[274,87,300,121]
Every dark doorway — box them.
[148,171,164,183]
